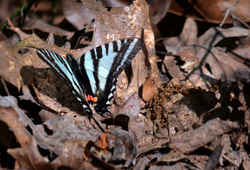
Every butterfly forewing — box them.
[36,49,91,112]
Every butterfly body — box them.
[36,37,143,115]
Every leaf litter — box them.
[0,0,250,169]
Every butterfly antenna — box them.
[92,117,105,132]
[89,105,105,132]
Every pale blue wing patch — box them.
[83,50,97,93]
[88,38,139,93]
[78,37,142,114]
[97,42,118,91]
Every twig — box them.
[219,0,240,27]
[7,18,29,40]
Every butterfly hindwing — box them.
[36,49,91,112]
[79,38,143,112]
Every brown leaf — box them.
[0,96,31,147]
[149,0,172,24]
[63,1,96,30]
[0,34,49,89]
[195,27,250,83]
[163,17,198,54]
[0,95,104,169]
[169,0,250,24]
[141,77,158,102]
[169,118,239,153]
[243,159,250,170]
[24,18,73,38]
[88,128,137,168]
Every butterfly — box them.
[35,37,143,116]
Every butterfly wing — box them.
[79,38,143,113]
[36,49,91,113]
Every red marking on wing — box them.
[86,95,98,103]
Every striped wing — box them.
[36,49,91,113]
[79,38,143,113]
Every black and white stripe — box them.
[35,37,143,115]
[36,49,91,112]
[79,38,142,112]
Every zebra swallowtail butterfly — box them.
[35,37,143,115]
